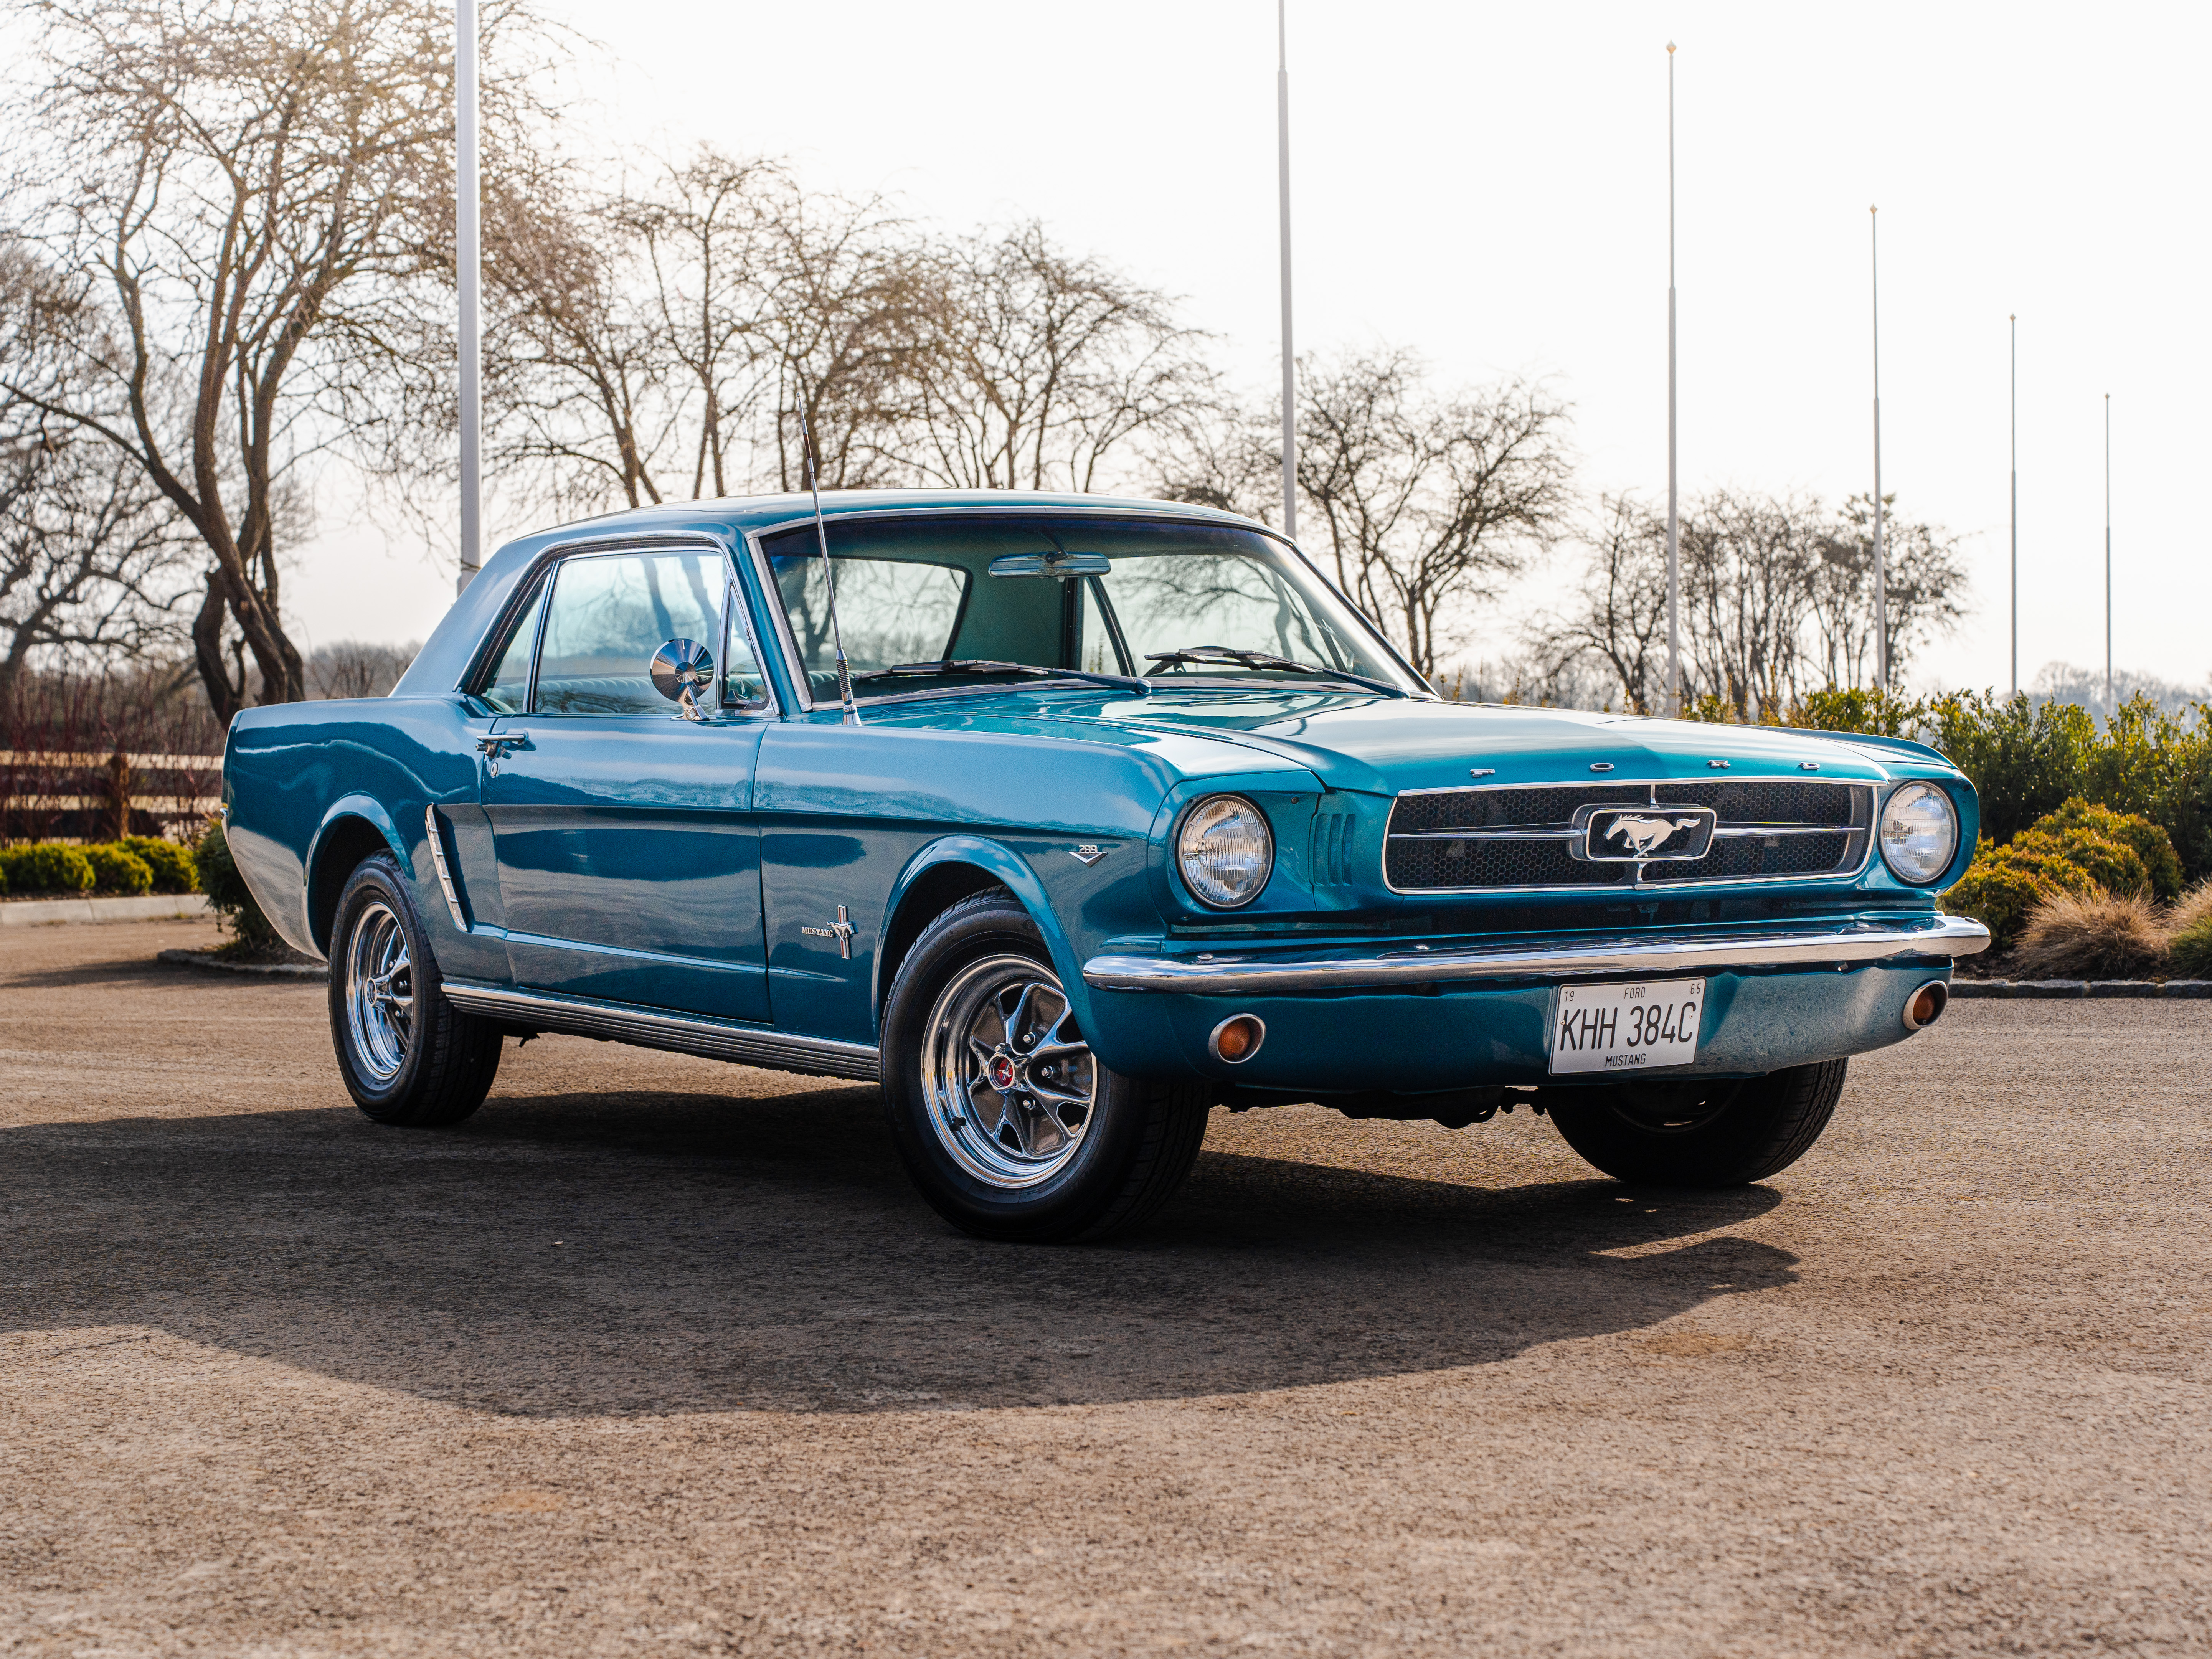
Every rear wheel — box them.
[880,891,1209,1242]
[1545,1059,1847,1186]
[328,852,502,1126]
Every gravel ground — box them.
[2,919,2208,1657]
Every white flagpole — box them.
[455,0,483,596]
[1276,0,1297,540]
[2009,315,2017,696]
[1870,205,1887,690]
[2105,393,2113,715]
[1664,42,1680,717]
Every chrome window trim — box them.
[485,535,770,721]
[1381,775,1877,896]
[1082,913,1992,995]
[441,979,879,1081]
[741,505,1433,713]
[456,532,733,699]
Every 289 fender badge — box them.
[1069,844,1107,867]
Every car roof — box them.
[529,488,1262,542]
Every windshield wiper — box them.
[852,659,1151,695]
[1143,646,1407,698]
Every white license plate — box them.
[1548,979,1705,1075]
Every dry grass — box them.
[2166,880,2212,935]
[2013,889,2172,980]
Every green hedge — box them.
[0,843,95,895]
[120,835,199,895]
[81,843,154,895]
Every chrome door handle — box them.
[474,734,530,757]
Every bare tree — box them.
[307,638,420,698]
[1528,494,1671,713]
[1538,488,1968,716]
[1810,493,1968,688]
[0,430,195,699]
[4,0,553,723]
[1294,352,1572,679]
[903,221,1215,493]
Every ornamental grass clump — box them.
[2168,881,2212,979]
[1945,840,2097,950]
[2012,890,2171,981]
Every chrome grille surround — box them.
[1383,777,1876,894]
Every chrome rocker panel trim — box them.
[441,980,881,1081]
[1082,914,1992,995]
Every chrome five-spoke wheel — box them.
[343,898,414,1082]
[920,953,1098,1189]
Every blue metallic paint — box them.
[228,491,1984,1097]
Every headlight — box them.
[1880,781,1958,884]
[1177,795,1274,908]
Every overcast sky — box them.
[291,0,2212,693]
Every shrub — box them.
[2013,890,2170,980]
[0,842,95,895]
[1792,687,1930,738]
[1945,841,2096,950]
[2006,826,2150,899]
[193,817,279,948]
[1927,690,2097,845]
[2028,799,2183,901]
[120,835,199,895]
[82,843,154,895]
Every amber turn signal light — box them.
[1902,980,1949,1032]
[1208,1014,1266,1064]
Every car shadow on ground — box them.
[0,1082,1793,1416]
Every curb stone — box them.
[1,893,210,926]
[1951,978,2212,1000]
[157,947,327,981]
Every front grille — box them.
[1385,778,1873,892]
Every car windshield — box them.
[764,516,1418,702]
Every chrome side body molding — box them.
[440,979,881,1081]
[1082,914,1992,995]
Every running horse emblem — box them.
[1606,815,1703,857]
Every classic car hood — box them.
[868,689,1950,795]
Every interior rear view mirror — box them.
[987,551,1111,578]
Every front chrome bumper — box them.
[1081,913,1990,995]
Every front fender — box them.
[876,833,1088,1029]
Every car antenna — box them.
[797,408,860,726]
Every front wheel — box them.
[880,892,1209,1242]
[1545,1059,1848,1186]
[328,852,502,1126]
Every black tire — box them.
[327,851,502,1127]
[880,891,1210,1243]
[1545,1058,1848,1187]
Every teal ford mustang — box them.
[223,490,1987,1241]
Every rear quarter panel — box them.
[224,697,493,969]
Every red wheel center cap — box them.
[988,1055,1019,1092]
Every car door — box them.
[481,542,774,1022]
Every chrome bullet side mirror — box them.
[649,637,715,721]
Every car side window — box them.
[534,548,725,716]
[478,576,548,714]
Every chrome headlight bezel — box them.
[1879,780,1960,886]
[1175,794,1275,909]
